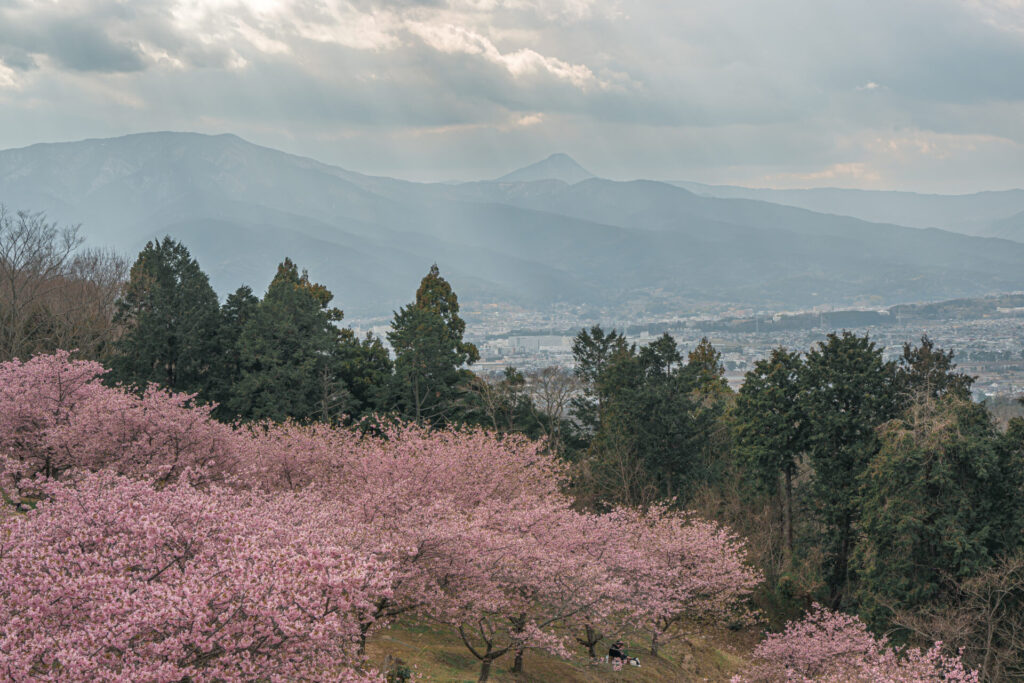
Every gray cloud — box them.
[0,1,146,72]
[0,0,1022,191]
[44,20,148,72]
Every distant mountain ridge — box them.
[989,209,1024,241]
[671,180,1024,237]
[496,153,594,184]
[3,132,1024,317]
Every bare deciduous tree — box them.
[468,367,529,433]
[0,205,127,361]
[525,366,580,455]
[572,428,661,510]
[469,373,507,432]
[50,248,129,358]
[894,551,1024,682]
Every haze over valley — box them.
[5,131,1024,323]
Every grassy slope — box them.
[366,620,759,682]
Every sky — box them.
[1,0,1023,192]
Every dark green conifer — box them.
[856,396,1024,631]
[110,236,220,394]
[231,259,346,422]
[735,347,807,562]
[386,265,476,426]
[800,331,899,608]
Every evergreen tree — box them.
[735,347,807,563]
[855,396,1024,631]
[624,337,706,501]
[682,337,734,488]
[415,264,479,363]
[895,334,974,404]
[638,332,683,379]
[800,331,899,608]
[570,325,630,436]
[230,259,347,422]
[209,285,259,419]
[579,333,714,507]
[386,265,475,426]
[685,336,731,396]
[335,329,393,420]
[109,237,220,394]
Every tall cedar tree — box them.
[230,259,347,422]
[855,396,1024,632]
[570,326,630,436]
[575,331,727,507]
[110,237,219,394]
[415,264,479,363]
[682,337,734,487]
[208,285,260,419]
[735,347,807,564]
[895,334,975,404]
[387,265,475,426]
[800,331,899,609]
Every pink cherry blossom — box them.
[733,604,978,682]
[617,505,762,654]
[1,353,972,683]
[0,353,239,499]
[0,470,387,681]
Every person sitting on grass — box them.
[608,640,640,666]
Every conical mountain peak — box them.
[497,153,595,184]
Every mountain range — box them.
[3,132,1024,317]
[671,181,1024,238]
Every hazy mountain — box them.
[989,210,1024,242]
[496,153,594,184]
[3,132,1024,318]
[671,181,1024,237]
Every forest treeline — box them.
[3,207,1024,679]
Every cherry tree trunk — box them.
[478,658,493,682]
[358,621,371,655]
[510,612,526,673]
[585,624,600,658]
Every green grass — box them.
[365,619,758,682]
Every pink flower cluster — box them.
[0,351,237,498]
[5,353,963,680]
[242,422,606,657]
[733,604,978,682]
[610,505,762,645]
[0,471,386,681]
[238,422,765,663]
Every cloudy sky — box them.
[1,0,1023,192]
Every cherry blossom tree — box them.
[563,510,640,660]
[241,424,579,661]
[0,354,770,682]
[428,500,627,680]
[0,352,239,500]
[56,384,239,483]
[561,506,761,661]
[733,604,978,682]
[617,505,761,656]
[0,469,388,681]
[0,351,105,482]
[238,422,613,680]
